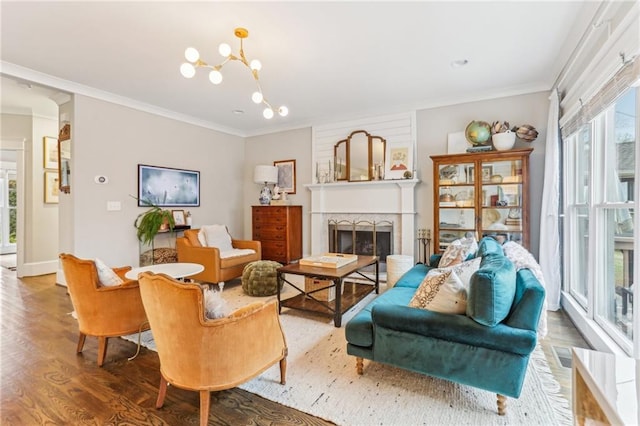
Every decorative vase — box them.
[492,131,516,151]
[259,185,272,205]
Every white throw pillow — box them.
[94,258,124,287]
[200,225,233,251]
[409,269,467,314]
[197,229,207,247]
[203,286,231,319]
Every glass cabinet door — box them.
[431,148,531,253]
[479,159,524,245]
[436,162,475,251]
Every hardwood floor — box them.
[1,267,589,425]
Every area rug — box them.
[123,283,572,426]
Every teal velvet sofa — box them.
[345,237,545,415]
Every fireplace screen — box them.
[328,220,393,271]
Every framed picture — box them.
[43,136,58,169]
[385,145,413,179]
[44,170,59,204]
[172,209,186,226]
[58,138,71,194]
[481,166,493,182]
[273,159,296,194]
[138,164,200,207]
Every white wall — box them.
[243,92,549,259]
[66,95,245,268]
[244,127,312,253]
[416,91,549,258]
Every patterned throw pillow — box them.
[438,236,478,268]
[409,269,467,314]
[94,258,124,287]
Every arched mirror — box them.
[371,136,385,180]
[349,131,370,181]
[336,130,386,182]
[334,139,347,181]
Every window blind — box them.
[561,56,640,138]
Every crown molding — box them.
[1,61,246,137]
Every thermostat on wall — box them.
[94,175,109,184]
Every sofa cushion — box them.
[372,304,538,356]
[345,286,416,347]
[409,269,467,314]
[476,237,503,257]
[466,253,516,326]
[393,264,431,289]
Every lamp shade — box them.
[254,165,278,184]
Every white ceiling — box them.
[1,1,597,137]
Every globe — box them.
[465,121,492,145]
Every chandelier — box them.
[180,27,288,119]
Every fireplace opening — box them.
[328,220,393,272]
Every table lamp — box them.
[254,165,279,205]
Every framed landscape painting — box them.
[137,164,200,207]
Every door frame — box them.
[1,139,25,276]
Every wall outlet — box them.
[107,201,121,211]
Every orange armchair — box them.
[176,228,261,284]
[138,272,287,426]
[59,253,149,366]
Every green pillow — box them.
[466,254,516,326]
[476,237,503,257]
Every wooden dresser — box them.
[252,205,302,264]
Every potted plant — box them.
[133,199,175,245]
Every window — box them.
[563,88,637,355]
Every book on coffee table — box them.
[299,253,358,269]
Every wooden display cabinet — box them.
[430,148,532,252]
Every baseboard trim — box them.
[561,292,628,356]
[21,260,58,277]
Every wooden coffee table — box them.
[276,255,378,327]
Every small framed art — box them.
[43,136,58,169]
[172,209,186,226]
[44,170,59,204]
[274,159,296,194]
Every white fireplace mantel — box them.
[305,179,419,257]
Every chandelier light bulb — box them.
[180,63,196,78]
[209,70,223,85]
[184,47,200,63]
[218,43,232,57]
[251,91,263,104]
[181,28,288,119]
[250,59,262,71]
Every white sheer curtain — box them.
[539,90,562,311]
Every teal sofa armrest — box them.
[429,254,441,267]
[371,304,537,355]
[505,269,546,332]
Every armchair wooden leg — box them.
[497,394,507,415]
[97,337,109,367]
[156,376,168,409]
[76,333,86,353]
[199,390,210,426]
[356,357,364,375]
[279,357,287,385]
